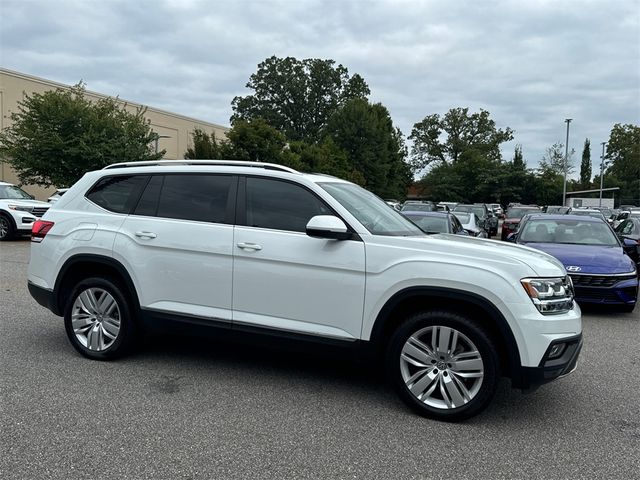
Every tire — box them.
[63,277,137,360]
[386,310,499,422]
[0,214,15,241]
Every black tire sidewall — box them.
[0,214,15,240]
[63,277,135,360]
[386,310,499,422]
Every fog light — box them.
[548,343,566,359]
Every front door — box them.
[232,176,366,340]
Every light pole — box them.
[562,119,572,207]
[599,142,606,207]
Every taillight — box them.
[31,220,55,243]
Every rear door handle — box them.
[135,231,157,239]
[237,242,262,251]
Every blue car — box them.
[510,214,638,312]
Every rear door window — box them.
[153,174,236,223]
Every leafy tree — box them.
[605,123,640,205]
[580,138,592,188]
[513,144,526,170]
[224,118,294,165]
[408,108,513,170]
[324,98,411,199]
[0,83,163,187]
[231,56,370,143]
[286,138,364,184]
[540,142,575,176]
[184,128,221,159]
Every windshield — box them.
[0,185,32,199]
[401,203,435,212]
[519,218,619,246]
[452,212,471,224]
[403,214,449,234]
[320,182,424,236]
[507,207,538,219]
[571,210,605,219]
[546,206,570,214]
[454,206,485,218]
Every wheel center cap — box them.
[437,361,447,369]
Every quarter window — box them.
[86,175,148,214]
[245,177,330,232]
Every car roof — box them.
[402,211,450,217]
[524,213,606,222]
[94,160,353,185]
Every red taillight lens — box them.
[31,220,55,243]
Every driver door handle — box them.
[237,242,262,251]
[135,231,157,239]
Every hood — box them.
[0,199,50,207]
[521,243,636,274]
[370,234,567,277]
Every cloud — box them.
[1,0,638,173]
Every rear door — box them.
[113,173,237,324]
[232,176,366,340]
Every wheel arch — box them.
[52,254,140,316]
[369,287,521,377]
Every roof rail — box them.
[103,159,299,174]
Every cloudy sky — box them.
[1,0,639,174]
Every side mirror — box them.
[306,215,351,240]
[506,232,518,243]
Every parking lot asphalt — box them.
[1,238,639,480]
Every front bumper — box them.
[512,333,583,390]
[573,277,638,306]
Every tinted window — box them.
[134,175,163,217]
[155,175,234,223]
[86,175,148,214]
[245,178,330,232]
[404,214,449,234]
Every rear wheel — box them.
[386,310,499,421]
[64,277,137,360]
[0,214,14,240]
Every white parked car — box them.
[0,181,50,240]
[27,160,582,421]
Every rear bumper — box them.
[512,334,583,391]
[28,281,59,315]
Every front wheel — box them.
[0,214,14,240]
[64,277,137,360]
[386,310,499,422]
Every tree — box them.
[580,138,592,188]
[231,56,370,143]
[408,108,513,170]
[540,142,575,176]
[513,144,526,170]
[184,128,221,159]
[324,98,412,198]
[605,123,640,205]
[224,118,292,165]
[0,83,163,187]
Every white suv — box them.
[27,160,582,421]
[0,181,50,240]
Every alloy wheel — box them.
[71,288,121,351]
[400,325,484,409]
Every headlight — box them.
[7,204,33,212]
[521,276,574,315]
